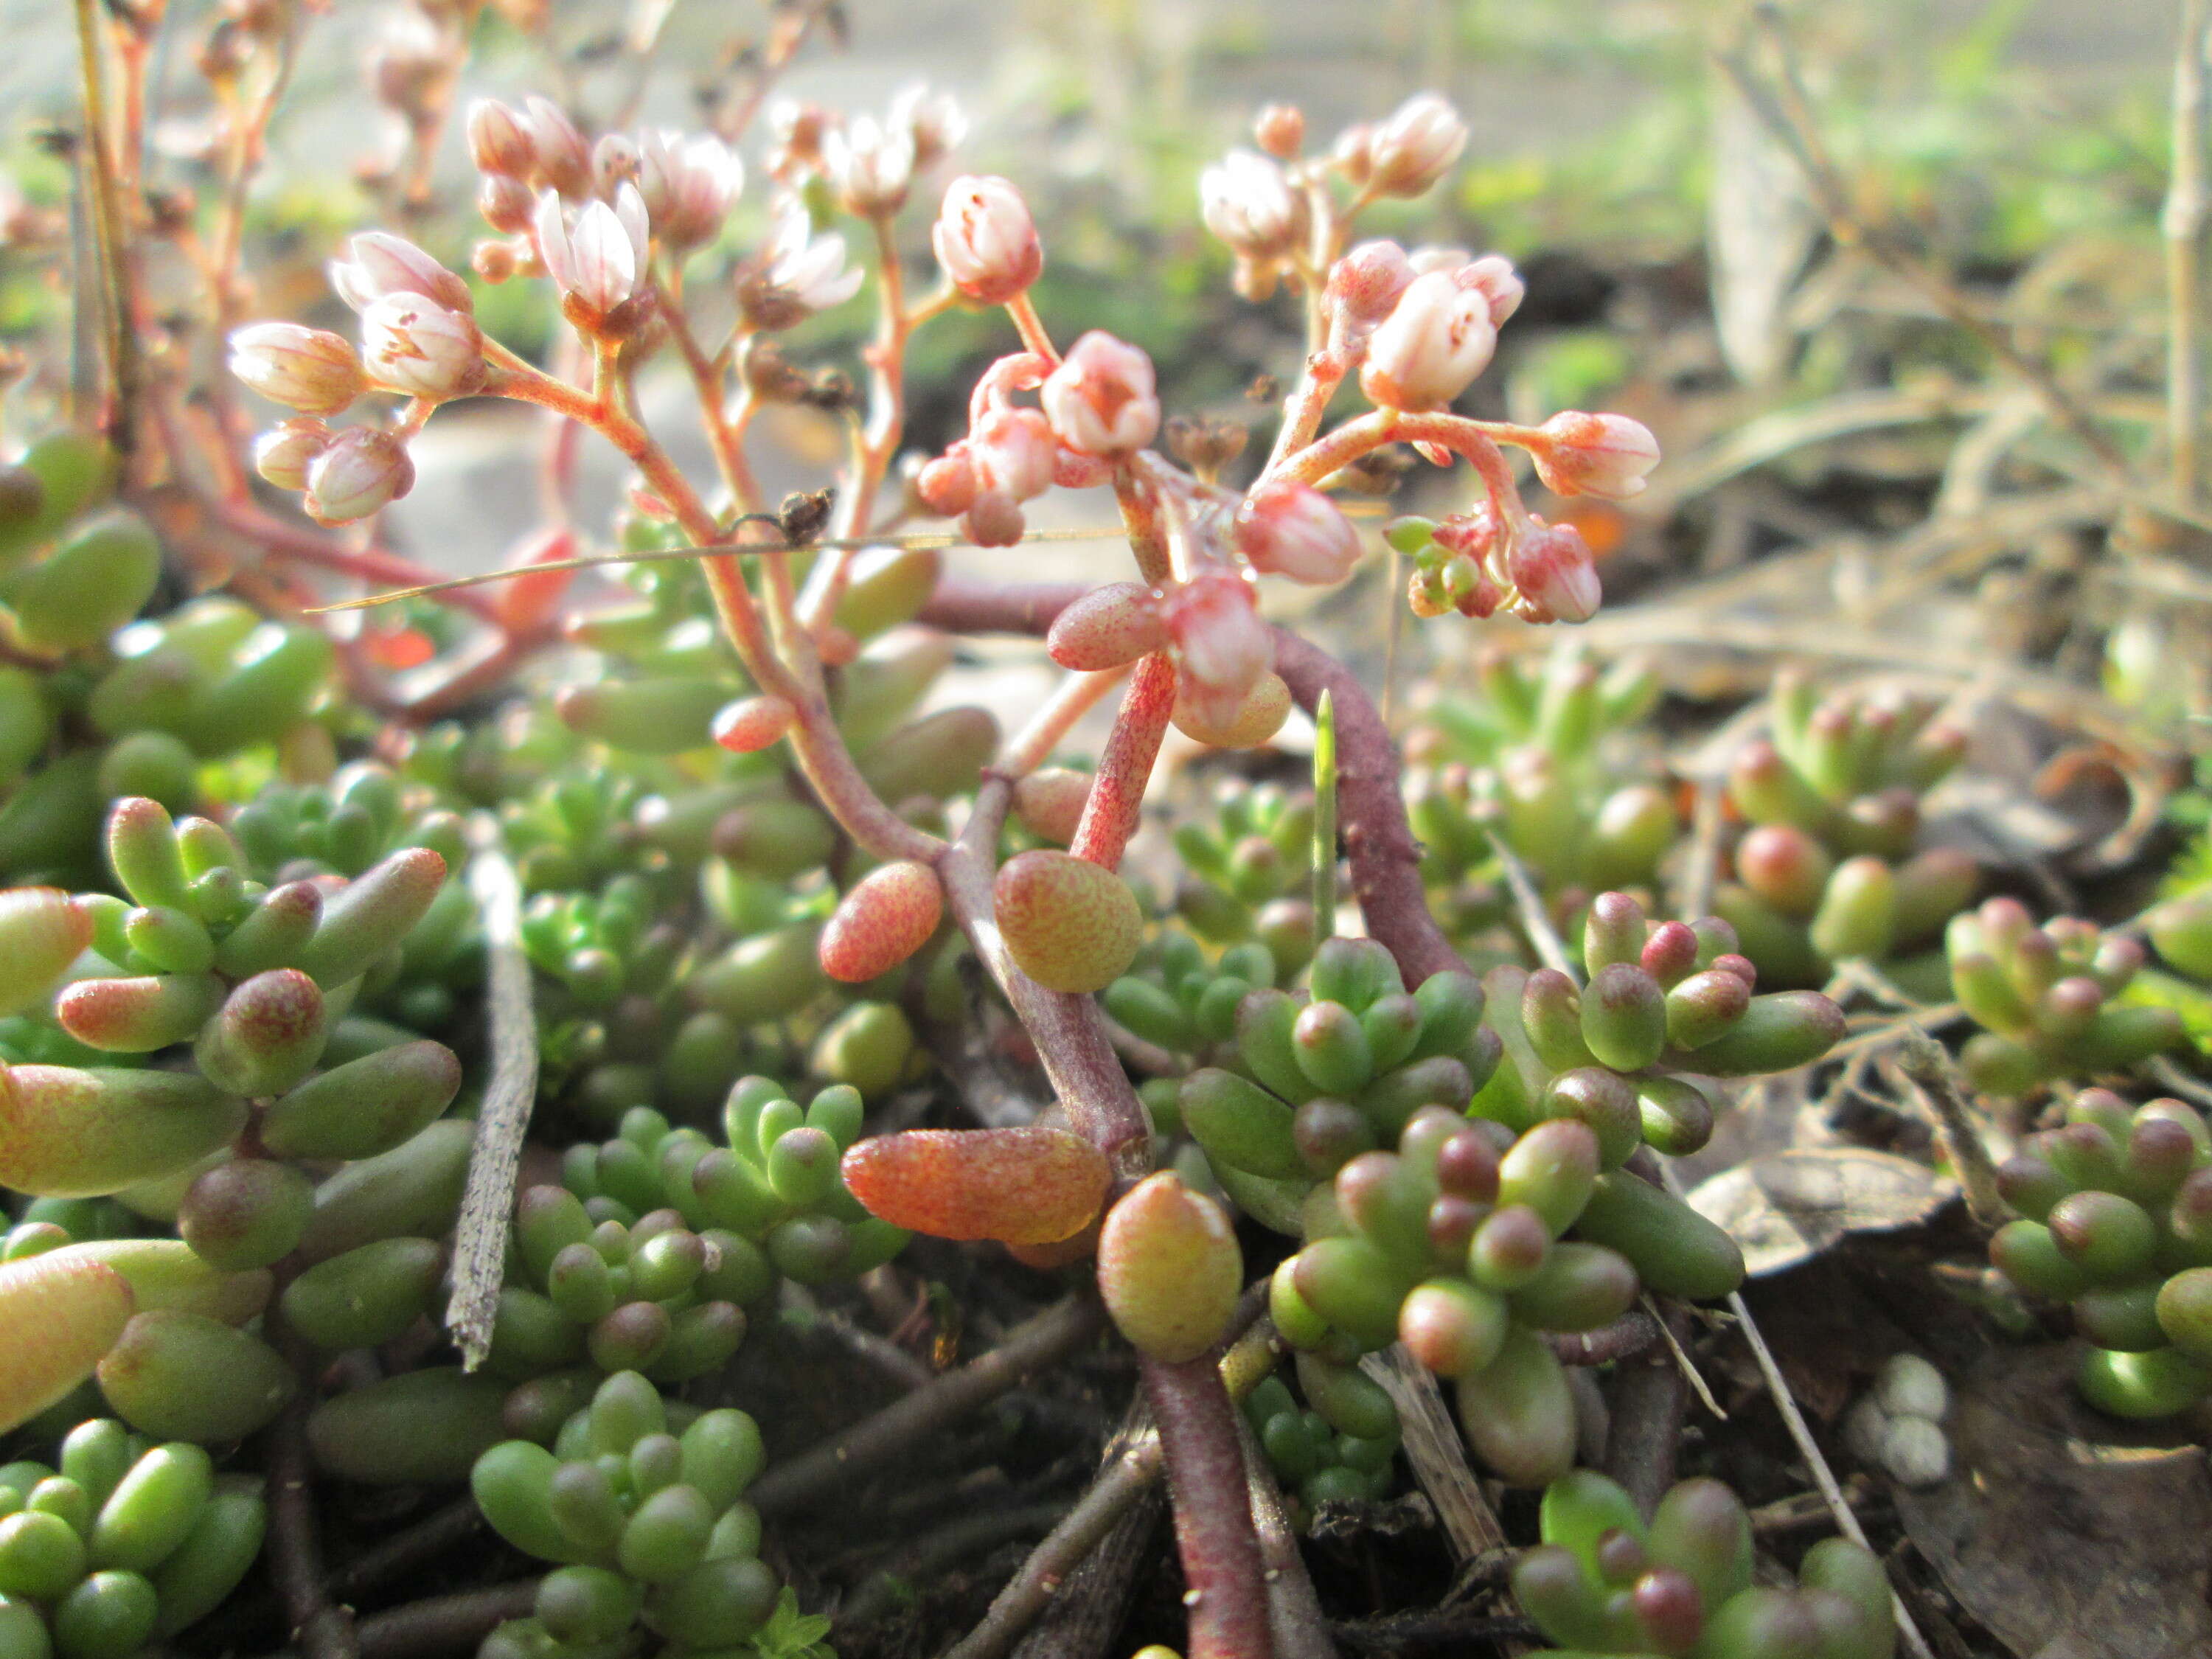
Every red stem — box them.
[1143,1354,1277,1659]
[917,575,1465,987]
[1068,653,1175,870]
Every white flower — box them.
[763,201,864,313]
[360,292,484,400]
[1041,332,1159,456]
[825,114,917,215]
[327,232,473,317]
[535,184,650,321]
[890,84,967,170]
[637,131,742,250]
[1200,150,1304,261]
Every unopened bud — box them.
[1366,93,1468,198]
[931,175,1042,305]
[1360,270,1496,411]
[1042,331,1161,456]
[1254,102,1305,159]
[1235,480,1362,584]
[302,428,414,525]
[228,324,367,416]
[1531,411,1661,501]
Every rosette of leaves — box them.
[1103,932,1295,1067]
[1512,1470,1894,1658]
[1716,676,1977,990]
[471,1371,782,1659]
[1270,1102,1745,1486]
[0,1418,267,1659]
[1241,1374,1398,1526]
[1169,936,1503,1233]
[0,796,470,1441]
[1402,645,1674,929]
[1946,897,2180,1096]
[227,762,467,883]
[0,437,337,888]
[1472,894,1848,1166]
[1166,779,1318,962]
[1989,1089,2212,1418]
[562,1088,908,1293]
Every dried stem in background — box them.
[1893,1030,2009,1229]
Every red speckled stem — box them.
[1068,652,1176,870]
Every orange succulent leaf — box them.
[841,1127,1111,1245]
[0,1250,134,1432]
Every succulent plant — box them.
[1512,1470,1893,1658]
[1242,1373,1399,1523]
[0,1419,267,1659]
[472,1371,782,1659]
[1715,677,1976,990]
[1947,899,2180,1096]
[1988,1088,2212,1417]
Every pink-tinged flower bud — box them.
[891,84,968,170]
[254,418,334,490]
[932,175,1042,305]
[917,448,979,517]
[1333,122,1376,184]
[1531,411,1661,501]
[820,859,945,984]
[1360,269,1496,411]
[1166,568,1273,726]
[535,184,650,324]
[360,293,485,400]
[1507,520,1601,624]
[521,94,592,197]
[1255,102,1305,159]
[636,131,742,250]
[1325,239,1416,343]
[1042,331,1160,456]
[478,174,535,234]
[467,98,534,178]
[327,232,473,317]
[964,490,1026,549]
[1200,149,1306,262]
[1235,480,1363,585]
[825,114,917,215]
[302,428,414,526]
[1098,1172,1242,1363]
[968,407,1057,502]
[1455,252,1525,326]
[1366,92,1468,198]
[711,695,796,754]
[1046,580,1170,671]
[228,324,367,416]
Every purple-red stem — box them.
[1144,1354,1277,1659]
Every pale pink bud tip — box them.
[1042,332,1161,457]
[1367,92,1469,198]
[302,428,414,526]
[1360,269,1497,411]
[932,175,1042,305]
[819,860,945,984]
[229,324,368,417]
[328,231,474,317]
[1507,520,1602,624]
[466,100,535,179]
[1531,411,1660,501]
[711,695,798,754]
[254,420,335,491]
[1200,150,1305,262]
[1236,481,1363,585]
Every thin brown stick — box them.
[330,1499,484,1602]
[445,839,538,1367]
[1893,1030,2008,1229]
[1008,1478,1164,1659]
[748,1293,1107,1517]
[1601,1304,1692,1518]
[2169,0,2212,505]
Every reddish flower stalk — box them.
[1143,1353,1276,1659]
[1068,653,1177,870]
[1001,664,1132,778]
